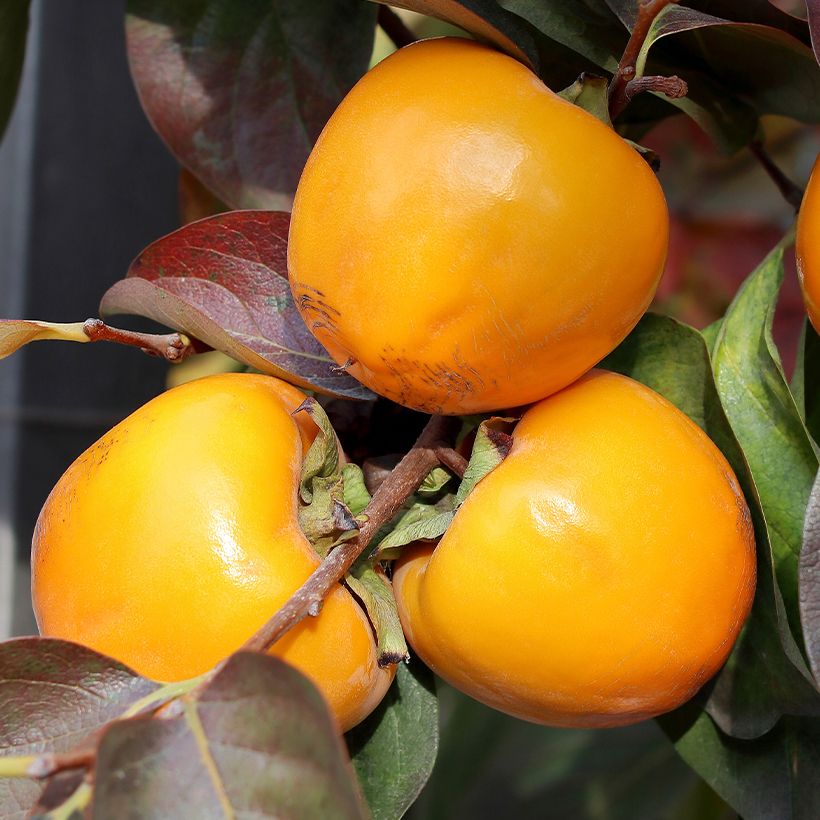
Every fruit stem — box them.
[749,140,804,213]
[435,445,468,479]
[241,414,460,653]
[82,318,198,363]
[608,0,685,120]
[377,5,417,49]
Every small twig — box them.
[750,140,804,213]
[83,318,196,363]
[622,74,687,104]
[377,5,417,49]
[435,445,468,479]
[25,748,95,780]
[242,414,459,653]
[608,0,682,120]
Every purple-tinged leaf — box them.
[0,320,88,360]
[92,653,368,819]
[0,638,157,820]
[125,0,377,211]
[808,0,820,63]
[99,211,373,400]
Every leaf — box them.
[558,72,613,126]
[455,417,514,504]
[0,0,29,141]
[711,241,818,639]
[347,662,437,820]
[0,320,88,360]
[342,464,372,517]
[371,0,540,68]
[603,314,820,740]
[800,470,820,682]
[604,1,820,150]
[92,653,368,820]
[126,0,377,210]
[499,0,625,70]
[0,638,158,820]
[417,466,455,497]
[797,319,820,445]
[414,683,713,820]
[807,0,820,66]
[345,566,408,666]
[661,705,820,820]
[375,507,455,556]
[99,211,372,400]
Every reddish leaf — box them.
[125,0,377,211]
[92,653,368,819]
[99,211,373,400]
[807,0,820,64]
[0,638,157,820]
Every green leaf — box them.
[343,463,372,517]
[93,653,368,819]
[455,418,514,504]
[418,465,455,497]
[345,566,408,666]
[661,705,820,820]
[413,683,717,820]
[294,399,361,558]
[297,399,341,503]
[603,314,820,740]
[0,0,30,141]
[795,319,820,445]
[126,0,377,210]
[711,240,818,639]
[348,662,438,820]
[376,505,455,557]
[558,72,612,126]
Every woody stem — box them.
[241,414,459,653]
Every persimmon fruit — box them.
[797,155,820,332]
[288,37,669,414]
[393,370,756,727]
[31,373,394,732]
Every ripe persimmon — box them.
[393,370,756,727]
[288,38,668,414]
[31,373,394,731]
[797,155,820,332]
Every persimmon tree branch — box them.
[608,0,687,120]
[377,5,416,49]
[435,445,468,479]
[82,318,197,363]
[241,414,459,653]
[749,140,804,213]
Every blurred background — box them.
[0,1,817,817]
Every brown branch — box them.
[750,140,804,213]
[608,0,681,120]
[83,318,197,363]
[623,74,687,103]
[377,5,417,49]
[242,414,459,653]
[435,445,468,479]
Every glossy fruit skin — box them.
[288,38,669,415]
[32,373,393,732]
[797,155,820,332]
[393,370,756,727]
